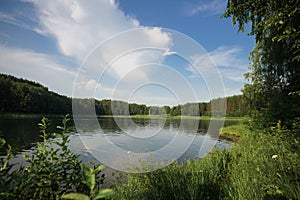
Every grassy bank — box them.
[0,113,63,119]
[112,123,300,199]
[219,124,246,142]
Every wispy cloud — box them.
[0,45,76,96]
[186,46,248,82]
[0,11,35,31]
[187,0,227,16]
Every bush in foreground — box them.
[0,115,113,200]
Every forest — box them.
[0,73,249,117]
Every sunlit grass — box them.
[112,123,300,199]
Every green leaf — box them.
[94,164,105,173]
[0,138,6,146]
[94,189,114,200]
[52,133,63,138]
[23,154,30,159]
[62,193,89,200]
[83,164,96,191]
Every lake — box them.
[0,115,238,172]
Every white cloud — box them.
[186,54,215,75]
[186,46,248,82]
[224,88,242,97]
[26,0,171,60]
[84,79,101,91]
[162,49,177,56]
[209,46,246,69]
[25,0,173,88]
[188,0,227,16]
[0,45,76,96]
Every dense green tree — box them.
[170,105,181,116]
[129,103,138,115]
[111,100,129,115]
[163,106,171,115]
[180,103,200,116]
[0,74,71,114]
[223,0,300,126]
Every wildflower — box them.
[272,155,278,159]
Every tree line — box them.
[0,74,249,117]
[0,74,71,114]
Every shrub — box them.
[0,115,113,200]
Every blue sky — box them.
[0,0,254,106]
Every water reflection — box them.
[0,116,237,169]
[74,117,236,172]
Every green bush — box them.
[62,163,114,200]
[0,115,113,200]
[0,136,14,196]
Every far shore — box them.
[0,113,244,121]
[98,114,243,121]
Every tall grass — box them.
[113,122,300,199]
[225,123,300,199]
[113,150,231,200]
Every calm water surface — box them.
[0,116,238,171]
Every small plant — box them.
[11,115,86,199]
[0,137,14,198]
[0,115,113,199]
[62,163,114,200]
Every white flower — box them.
[272,155,278,159]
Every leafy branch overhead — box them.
[223,0,300,126]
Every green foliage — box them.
[219,124,248,142]
[0,115,111,200]
[1,74,249,118]
[223,0,300,126]
[0,74,71,114]
[0,136,14,197]
[62,163,114,200]
[113,124,300,199]
[113,149,231,200]
[170,95,249,117]
[225,123,300,199]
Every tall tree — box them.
[223,0,300,126]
